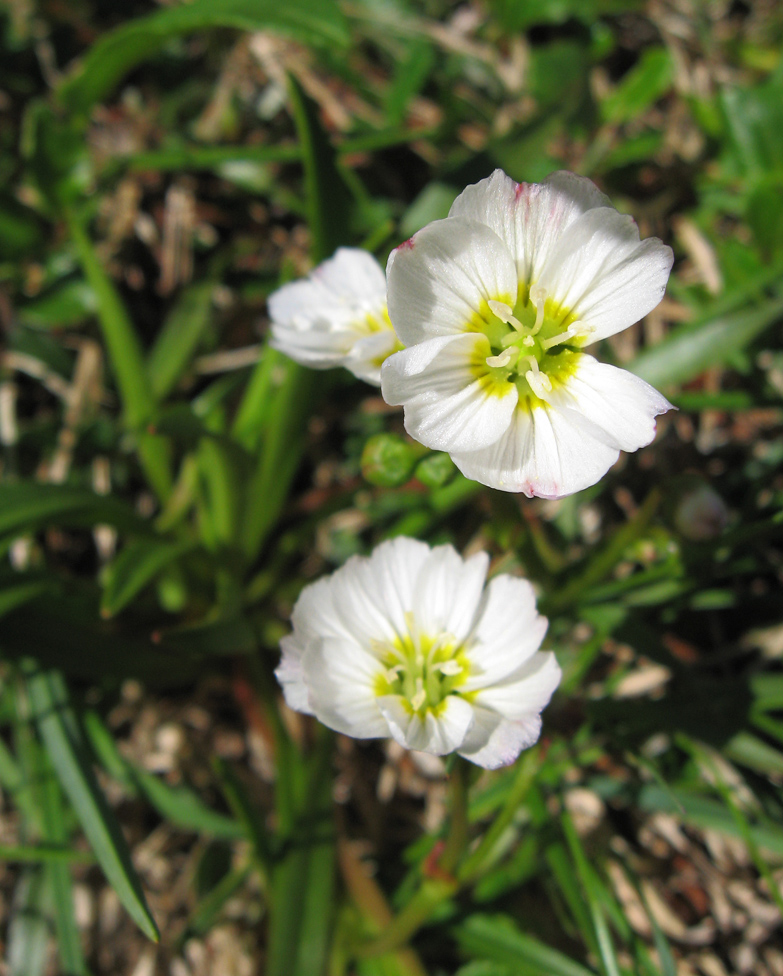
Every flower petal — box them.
[330,537,432,647]
[381,334,518,453]
[386,218,517,346]
[450,399,624,498]
[275,635,313,714]
[537,207,673,342]
[458,708,543,769]
[344,331,401,385]
[269,247,386,326]
[303,637,389,738]
[449,169,611,286]
[412,546,489,643]
[377,695,475,755]
[463,575,548,689]
[471,651,562,721]
[548,355,672,453]
[269,322,355,369]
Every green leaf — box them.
[59,0,349,116]
[21,662,160,941]
[0,483,149,537]
[101,538,197,617]
[0,580,55,620]
[601,47,673,125]
[287,73,354,261]
[18,279,97,330]
[7,868,51,976]
[628,294,783,389]
[453,914,597,976]
[147,281,217,400]
[132,767,245,840]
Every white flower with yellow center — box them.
[381,170,675,497]
[275,537,560,769]
[268,247,401,385]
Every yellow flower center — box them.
[475,286,589,407]
[372,612,472,717]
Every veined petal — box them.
[451,400,623,498]
[458,708,543,769]
[537,207,673,342]
[345,331,401,385]
[412,546,489,643]
[449,169,610,286]
[275,635,313,714]
[386,218,517,346]
[463,575,548,689]
[270,322,356,369]
[303,637,389,738]
[377,694,475,755]
[381,334,518,453]
[331,537,432,647]
[472,651,561,720]
[269,247,386,325]
[548,355,673,453]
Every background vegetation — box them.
[1,0,782,973]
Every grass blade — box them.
[21,661,159,941]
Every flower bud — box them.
[361,433,418,487]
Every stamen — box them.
[410,678,426,711]
[541,328,578,350]
[488,299,525,333]
[385,665,404,682]
[436,660,462,676]
[529,285,547,336]
[486,346,519,369]
[524,356,553,400]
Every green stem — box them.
[457,746,539,884]
[355,877,457,959]
[439,757,470,874]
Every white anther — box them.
[541,328,578,350]
[529,284,547,335]
[385,665,404,682]
[436,660,462,676]
[410,678,426,711]
[486,347,519,369]
[488,299,525,332]
[522,335,535,346]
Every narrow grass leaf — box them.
[101,538,197,617]
[628,294,783,389]
[0,483,148,537]
[7,868,51,976]
[59,0,349,115]
[21,662,159,941]
[452,913,597,976]
[147,281,216,400]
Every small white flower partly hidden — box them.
[268,247,401,385]
[276,537,560,769]
[381,170,675,497]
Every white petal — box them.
[270,322,355,369]
[463,575,548,689]
[458,708,543,769]
[330,537,432,647]
[268,248,386,326]
[449,169,610,286]
[412,546,489,643]
[451,400,623,498]
[471,651,561,721]
[344,331,400,385]
[275,635,313,714]
[377,694,475,755]
[289,576,350,644]
[303,637,389,738]
[381,334,518,453]
[537,207,673,342]
[548,355,672,453]
[386,218,517,346]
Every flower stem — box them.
[457,746,539,884]
[439,756,470,874]
[354,877,457,959]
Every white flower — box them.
[268,247,401,385]
[381,170,675,497]
[275,537,560,769]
